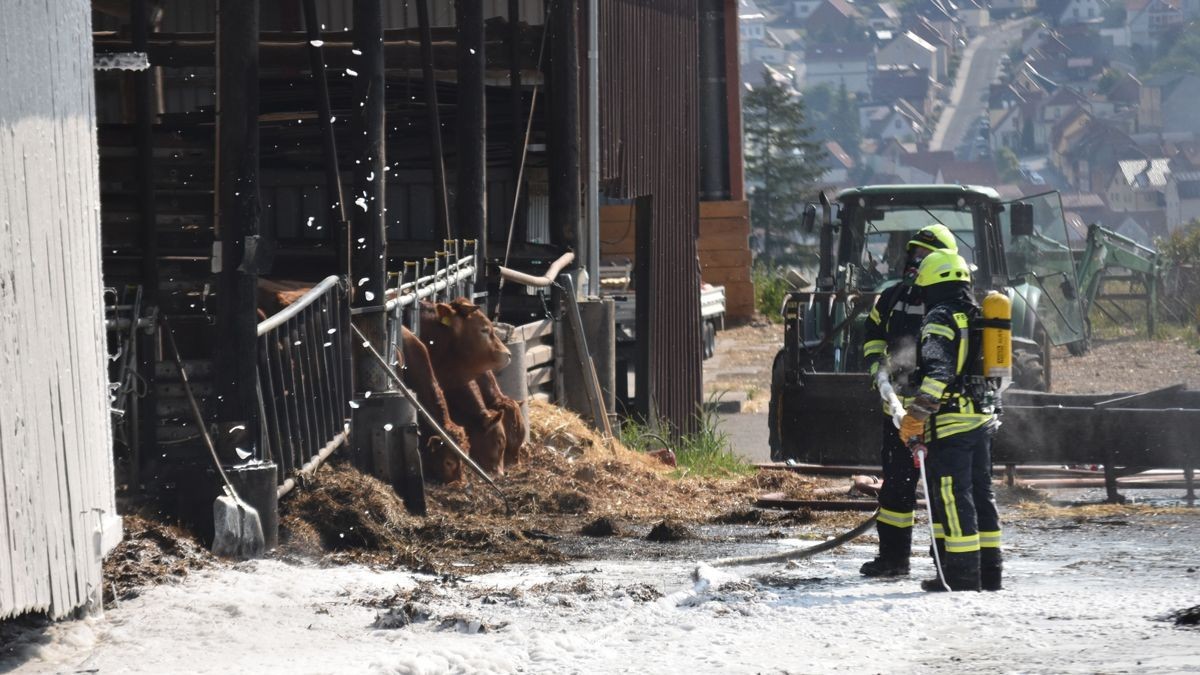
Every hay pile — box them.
[103,514,211,606]
[277,400,832,572]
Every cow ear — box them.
[453,298,479,317]
[435,302,455,326]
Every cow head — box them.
[432,298,512,373]
[468,409,508,475]
[426,434,464,484]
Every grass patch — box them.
[617,396,754,479]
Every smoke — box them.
[888,337,918,377]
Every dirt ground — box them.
[703,315,1200,403]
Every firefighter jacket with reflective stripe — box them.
[916,298,995,439]
[863,282,924,402]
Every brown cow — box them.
[398,328,467,483]
[418,298,518,473]
[418,298,512,388]
[476,370,526,469]
[443,381,508,474]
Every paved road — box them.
[931,20,1029,153]
[718,411,770,464]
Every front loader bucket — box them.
[777,373,883,465]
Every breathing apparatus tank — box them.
[980,291,1012,379]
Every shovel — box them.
[161,317,266,559]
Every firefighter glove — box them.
[899,413,925,446]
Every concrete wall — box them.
[600,200,754,322]
[1,0,121,619]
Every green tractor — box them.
[768,185,1089,463]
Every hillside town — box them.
[741,0,1200,245]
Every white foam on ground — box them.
[5,523,1197,674]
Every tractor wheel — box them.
[768,349,786,461]
[1013,349,1047,392]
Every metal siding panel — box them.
[599,0,701,433]
[1,0,115,619]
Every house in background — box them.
[739,0,769,61]
[872,65,940,120]
[959,0,992,33]
[1125,0,1184,54]
[791,0,824,21]
[906,16,951,81]
[1166,171,1200,229]
[805,0,867,41]
[1137,74,1200,136]
[867,1,904,30]
[804,41,875,94]
[1106,157,1171,212]
[821,140,857,184]
[876,30,939,79]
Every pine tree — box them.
[743,72,827,263]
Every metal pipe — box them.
[698,0,728,201]
[548,0,581,258]
[586,0,599,296]
[508,0,526,248]
[416,0,451,240]
[257,275,341,335]
[277,430,348,498]
[300,0,350,276]
[497,251,576,288]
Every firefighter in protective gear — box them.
[900,250,1003,592]
[859,224,958,578]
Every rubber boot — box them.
[921,551,981,592]
[981,548,1003,591]
[860,522,911,577]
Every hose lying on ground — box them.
[706,509,880,568]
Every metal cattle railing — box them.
[382,240,478,359]
[256,275,352,498]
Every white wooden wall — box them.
[0,0,122,620]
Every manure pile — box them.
[278,400,829,571]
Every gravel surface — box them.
[1049,338,1200,394]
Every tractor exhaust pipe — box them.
[817,191,834,292]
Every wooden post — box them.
[456,0,487,303]
[300,0,350,277]
[547,0,581,258]
[132,0,158,485]
[634,196,655,422]
[350,0,387,396]
[214,0,261,446]
[416,0,451,241]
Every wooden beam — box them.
[350,0,388,395]
[214,0,262,434]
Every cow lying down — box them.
[257,280,526,483]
